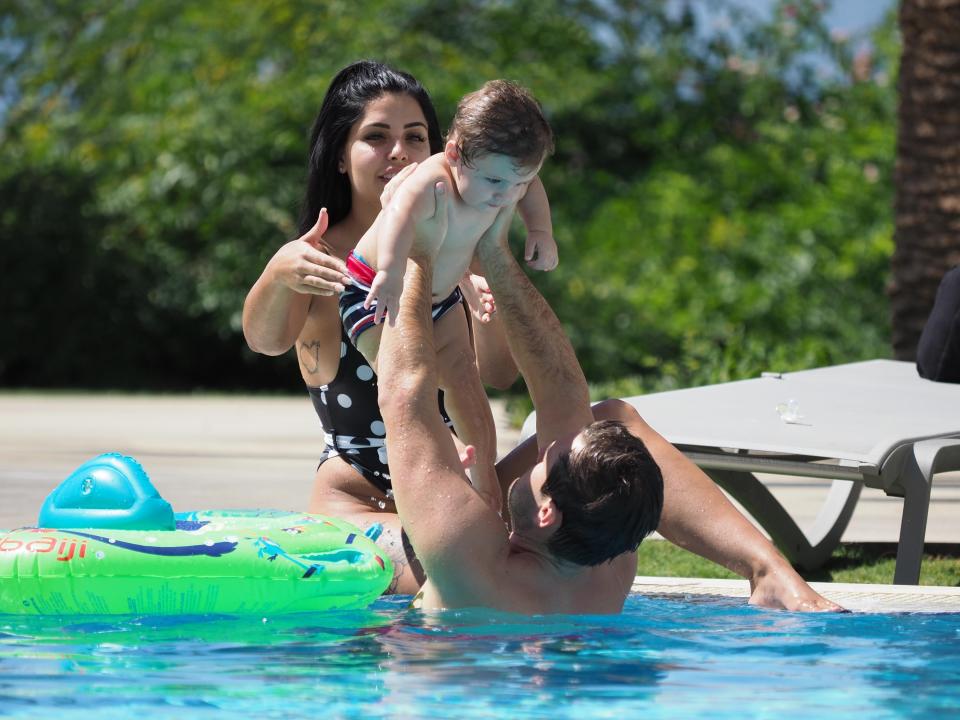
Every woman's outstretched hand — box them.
[272,208,352,296]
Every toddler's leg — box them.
[354,323,384,369]
[433,306,501,512]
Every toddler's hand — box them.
[524,230,558,271]
[365,270,402,325]
[460,272,497,324]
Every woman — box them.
[243,61,516,594]
[244,61,839,610]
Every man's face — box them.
[506,429,583,533]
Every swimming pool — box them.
[2,594,958,719]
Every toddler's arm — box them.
[516,176,557,271]
[367,170,441,324]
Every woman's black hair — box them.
[298,60,443,235]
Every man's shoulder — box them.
[502,552,634,614]
[421,551,631,614]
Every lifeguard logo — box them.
[0,535,88,562]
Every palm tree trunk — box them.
[890,0,960,359]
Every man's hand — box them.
[475,201,593,445]
[380,162,419,209]
[371,181,448,326]
[411,181,449,261]
[476,204,517,257]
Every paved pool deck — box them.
[631,577,960,613]
[2,393,958,611]
[0,393,523,530]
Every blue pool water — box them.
[2,594,959,719]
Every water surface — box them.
[2,594,958,719]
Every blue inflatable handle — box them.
[38,453,175,530]
[364,523,384,542]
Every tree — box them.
[0,0,899,391]
[890,0,960,360]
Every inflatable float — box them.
[0,453,393,615]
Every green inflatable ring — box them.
[0,509,393,615]
[0,454,394,615]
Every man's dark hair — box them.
[542,420,663,566]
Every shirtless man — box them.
[377,192,843,614]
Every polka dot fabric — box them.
[308,328,452,494]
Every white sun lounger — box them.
[520,360,960,584]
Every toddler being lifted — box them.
[339,79,556,511]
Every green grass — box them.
[637,540,960,586]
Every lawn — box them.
[637,540,960,586]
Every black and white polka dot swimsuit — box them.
[308,327,452,495]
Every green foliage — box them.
[542,1,897,393]
[0,0,897,390]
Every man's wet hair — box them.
[542,420,664,566]
[449,79,554,171]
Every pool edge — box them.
[631,576,960,613]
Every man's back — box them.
[416,547,638,615]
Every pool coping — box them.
[631,576,960,613]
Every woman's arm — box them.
[242,209,351,355]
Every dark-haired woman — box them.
[243,61,516,594]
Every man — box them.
[377,187,841,613]
[917,266,960,383]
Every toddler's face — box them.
[451,150,540,209]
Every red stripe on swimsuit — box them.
[346,252,377,286]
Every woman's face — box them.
[341,93,432,210]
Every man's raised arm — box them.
[475,210,593,447]
[376,233,510,597]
